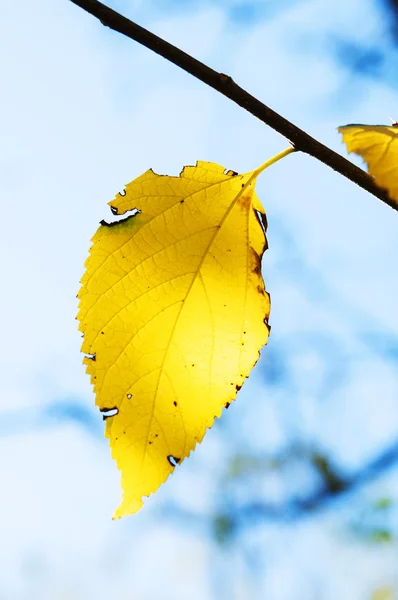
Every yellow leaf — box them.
[338,124,398,204]
[77,159,274,518]
[371,587,394,600]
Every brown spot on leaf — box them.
[238,193,251,211]
[249,247,261,275]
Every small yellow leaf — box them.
[338,123,398,204]
[77,160,270,518]
[371,587,394,600]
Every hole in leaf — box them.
[100,407,119,420]
[167,455,181,467]
[127,393,132,399]
[84,353,96,361]
[255,209,268,235]
[101,209,140,228]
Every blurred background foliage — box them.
[3,0,398,598]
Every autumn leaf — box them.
[77,150,293,518]
[371,588,394,600]
[338,123,398,204]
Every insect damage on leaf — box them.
[338,123,398,205]
[77,160,271,518]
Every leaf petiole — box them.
[253,146,296,179]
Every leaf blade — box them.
[338,124,398,205]
[77,161,270,517]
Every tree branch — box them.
[69,0,396,212]
[239,440,398,523]
[162,440,398,532]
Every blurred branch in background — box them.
[0,399,101,439]
[229,441,398,522]
[385,0,398,38]
[162,440,398,531]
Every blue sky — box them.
[2,0,398,598]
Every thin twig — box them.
[69,0,396,212]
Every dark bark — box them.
[69,0,397,212]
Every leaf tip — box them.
[112,496,144,519]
